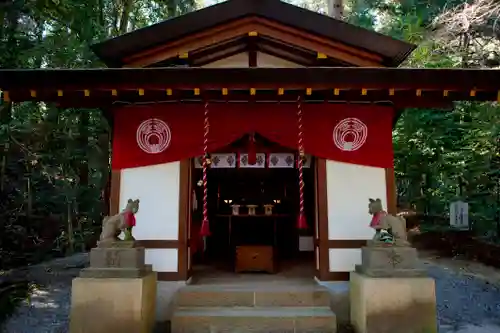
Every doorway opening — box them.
[188,134,317,282]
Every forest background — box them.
[0,0,499,270]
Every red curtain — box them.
[112,103,394,170]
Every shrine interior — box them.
[190,134,316,278]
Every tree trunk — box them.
[119,0,134,34]
[78,112,89,217]
[327,0,343,20]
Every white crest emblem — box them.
[332,118,368,152]
[136,118,171,154]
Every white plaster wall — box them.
[326,161,387,240]
[119,162,181,273]
[329,248,362,272]
[257,52,303,67]
[326,161,387,272]
[202,53,249,68]
[202,51,303,68]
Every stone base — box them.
[97,240,136,248]
[79,264,152,278]
[69,271,157,333]
[355,265,428,278]
[350,272,437,333]
[89,246,146,269]
[361,246,418,270]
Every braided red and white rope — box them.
[297,96,307,229]
[200,101,211,237]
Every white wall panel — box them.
[326,161,387,240]
[119,162,181,240]
[329,248,362,272]
[145,249,178,272]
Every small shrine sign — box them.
[449,200,469,230]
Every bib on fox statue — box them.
[99,198,140,247]
[368,198,409,247]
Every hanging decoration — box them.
[296,96,307,230]
[112,103,394,171]
[194,153,311,168]
[200,101,211,237]
[247,133,257,165]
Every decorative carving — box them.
[386,248,403,268]
[99,198,140,245]
[368,198,410,247]
[105,250,121,267]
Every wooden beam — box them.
[193,46,247,67]
[3,67,499,91]
[7,88,468,109]
[248,36,257,67]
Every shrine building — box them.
[1,0,500,329]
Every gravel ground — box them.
[2,253,500,333]
[424,261,500,333]
[1,253,88,333]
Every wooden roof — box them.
[1,67,499,110]
[91,0,416,67]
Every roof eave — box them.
[90,0,416,68]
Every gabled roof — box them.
[91,0,416,67]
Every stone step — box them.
[175,285,331,307]
[171,306,336,333]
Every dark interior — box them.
[190,134,316,272]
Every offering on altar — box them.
[264,204,274,216]
[247,205,258,215]
[231,204,241,216]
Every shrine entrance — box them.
[189,134,317,281]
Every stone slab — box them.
[79,264,152,279]
[254,289,331,307]
[350,272,437,333]
[89,247,145,269]
[69,271,157,333]
[176,289,255,307]
[171,306,336,333]
[360,246,418,270]
[355,265,428,278]
[176,285,331,307]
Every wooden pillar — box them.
[385,168,397,215]
[177,159,191,280]
[316,158,330,280]
[109,171,121,215]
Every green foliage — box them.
[296,0,500,240]
[0,0,198,270]
[0,281,35,326]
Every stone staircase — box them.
[171,283,337,333]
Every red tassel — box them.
[200,219,211,237]
[248,134,257,165]
[297,213,307,229]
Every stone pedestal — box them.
[355,246,427,277]
[69,272,157,333]
[79,246,153,278]
[350,272,437,333]
[350,246,437,333]
[70,241,157,333]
